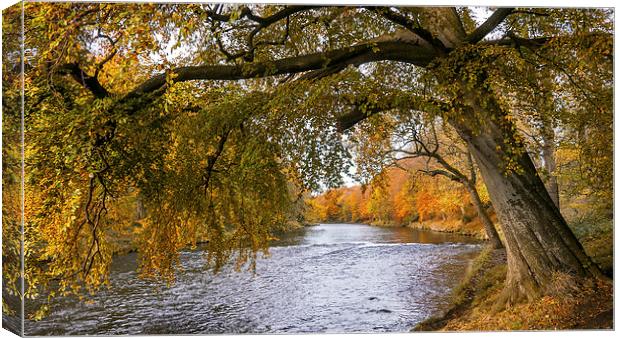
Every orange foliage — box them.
[306,159,473,225]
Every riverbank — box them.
[405,218,488,239]
[415,244,613,331]
[111,220,312,255]
[366,218,489,240]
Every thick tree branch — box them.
[59,63,110,98]
[124,40,436,102]
[337,105,384,132]
[465,8,514,44]
[337,96,448,132]
[248,5,319,26]
[511,10,549,17]
[467,150,477,185]
[205,5,320,26]
[366,6,448,52]
[419,168,461,182]
[482,35,549,47]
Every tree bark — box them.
[464,182,503,249]
[450,87,604,306]
[540,116,560,209]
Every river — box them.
[25,223,481,335]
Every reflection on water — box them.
[26,223,480,335]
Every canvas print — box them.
[1,2,614,335]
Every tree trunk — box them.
[449,86,604,306]
[136,196,146,220]
[540,116,560,209]
[465,182,503,249]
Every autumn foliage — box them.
[306,158,490,229]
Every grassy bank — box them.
[415,217,613,331]
[366,216,490,240]
[568,214,613,276]
[405,218,488,239]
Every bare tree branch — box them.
[206,5,322,61]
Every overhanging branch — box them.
[337,95,449,132]
[123,40,436,101]
[465,8,514,44]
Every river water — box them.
[26,223,481,335]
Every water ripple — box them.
[26,223,480,335]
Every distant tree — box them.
[376,118,504,248]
